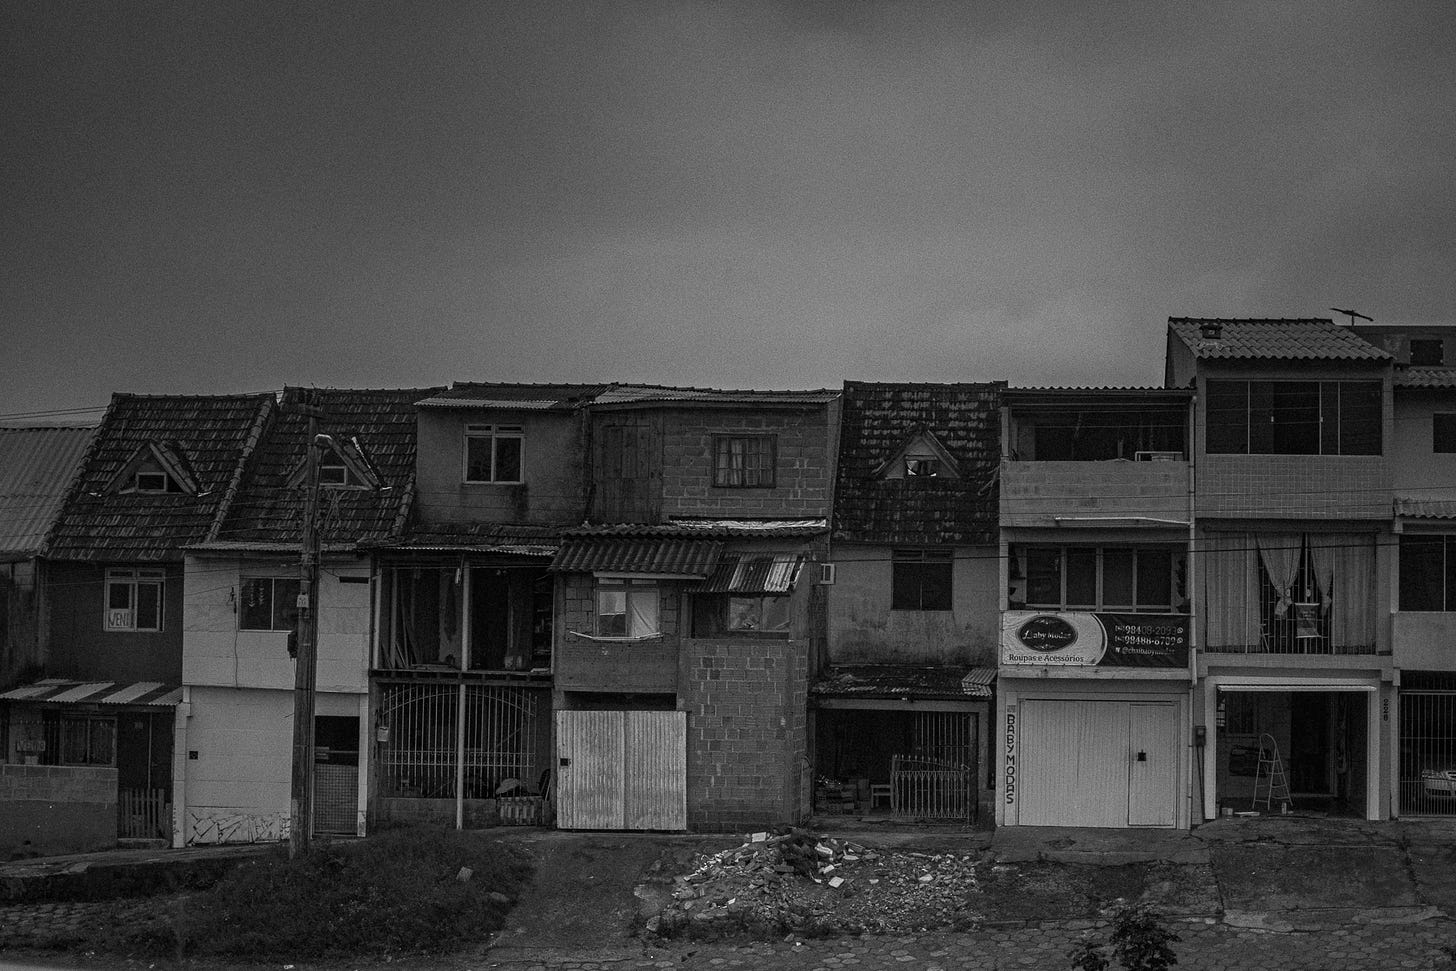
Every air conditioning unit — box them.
[1135,451,1182,462]
[818,563,837,585]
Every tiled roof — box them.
[833,382,1002,546]
[1395,498,1456,520]
[551,534,723,575]
[0,426,93,557]
[46,394,273,562]
[0,678,182,707]
[376,521,564,555]
[208,387,441,550]
[417,383,607,411]
[1395,368,1456,389]
[1167,318,1391,362]
[811,664,995,701]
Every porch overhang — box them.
[0,679,182,708]
[811,665,995,707]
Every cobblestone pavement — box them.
[478,919,1456,971]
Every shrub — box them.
[1068,903,1179,971]
[166,828,532,960]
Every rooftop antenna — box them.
[1331,307,1372,326]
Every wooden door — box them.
[556,710,685,830]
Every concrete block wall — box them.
[0,764,116,857]
[659,408,832,520]
[679,638,808,831]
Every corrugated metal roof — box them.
[1167,318,1391,362]
[697,553,806,594]
[1395,498,1456,520]
[811,665,996,701]
[551,535,723,575]
[417,383,608,410]
[1395,368,1456,389]
[592,385,838,407]
[0,678,182,707]
[0,426,93,556]
[568,520,827,538]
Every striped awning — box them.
[697,553,806,594]
[550,536,723,576]
[0,679,182,707]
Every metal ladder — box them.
[1252,732,1292,812]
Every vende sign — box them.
[1000,610,1188,668]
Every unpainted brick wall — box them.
[659,408,832,519]
[680,638,808,832]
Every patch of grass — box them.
[110,828,532,961]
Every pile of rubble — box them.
[645,829,984,938]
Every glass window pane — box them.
[627,586,659,635]
[494,436,522,481]
[1339,382,1382,455]
[1270,382,1320,454]
[1248,382,1275,453]
[1205,382,1247,454]
[276,579,302,631]
[89,719,114,765]
[1025,548,1062,606]
[597,589,627,635]
[62,720,89,764]
[240,578,273,630]
[760,596,791,631]
[1400,537,1445,611]
[465,436,491,481]
[1136,550,1173,610]
[108,581,132,611]
[1102,549,1135,607]
[136,581,161,630]
[1321,383,1340,456]
[1065,548,1097,607]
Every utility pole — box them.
[289,393,326,859]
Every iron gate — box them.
[1400,687,1456,816]
[891,711,978,821]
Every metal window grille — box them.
[1400,689,1456,816]
[377,683,538,800]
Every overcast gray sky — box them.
[4,2,1455,420]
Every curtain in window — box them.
[628,589,659,636]
[1309,532,1375,650]
[1203,533,1260,650]
[1257,534,1303,617]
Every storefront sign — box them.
[1000,610,1189,668]
[1004,705,1017,805]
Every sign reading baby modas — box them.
[1000,610,1189,668]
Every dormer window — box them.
[287,435,379,490]
[875,426,962,481]
[111,444,196,496]
[133,470,176,493]
[905,458,941,478]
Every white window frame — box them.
[104,568,165,632]
[239,576,302,632]
[463,424,525,484]
[596,579,660,638]
[133,471,171,493]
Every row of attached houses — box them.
[5,316,1456,855]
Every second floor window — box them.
[1205,380,1381,456]
[1012,546,1182,613]
[597,579,660,637]
[105,568,164,631]
[464,425,524,483]
[713,435,775,488]
[240,576,302,631]
[1400,535,1456,611]
[892,548,953,610]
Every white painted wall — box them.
[183,554,371,693]
[183,685,363,844]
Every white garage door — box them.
[1020,700,1177,828]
